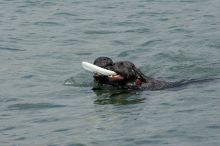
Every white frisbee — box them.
[81,61,117,76]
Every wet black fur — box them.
[93,57,217,90]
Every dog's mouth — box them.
[93,73,125,82]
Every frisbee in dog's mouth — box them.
[81,61,117,76]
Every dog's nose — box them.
[93,73,101,77]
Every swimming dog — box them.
[92,56,218,91]
[92,56,181,90]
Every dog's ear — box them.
[132,67,153,83]
[94,57,113,68]
[132,67,146,82]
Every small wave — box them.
[33,21,63,26]
[180,0,197,3]
[94,97,145,105]
[207,42,220,49]
[111,40,128,46]
[0,97,20,102]
[203,14,215,18]
[14,137,26,141]
[0,126,16,132]
[158,18,169,21]
[54,12,78,17]
[117,50,130,57]
[206,125,220,129]
[117,48,148,57]
[53,128,69,133]
[141,40,163,47]
[21,75,35,79]
[33,117,60,123]
[0,47,25,52]
[84,30,119,35]
[169,28,193,33]
[134,139,163,145]
[66,143,86,146]
[7,103,65,110]
[125,28,150,33]
[19,1,56,7]
[64,77,93,87]
[75,52,92,56]
[176,108,197,113]
[74,18,94,21]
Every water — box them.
[0,0,220,145]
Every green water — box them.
[0,0,220,145]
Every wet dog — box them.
[92,56,218,90]
[93,56,178,90]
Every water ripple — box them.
[206,125,220,129]
[0,126,16,132]
[0,0,220,145]
[125,28,150,33]
[66,143,86,146]
[64,76,93,87]
[75,52,93,56]
[0,47,25,52]
[53,128,69,133]
[33,21,63,26]
[141,39,163,47]
[7,103,65,110]
[33,118,60,123]
[53,12,78,17]
[84,30,120,35]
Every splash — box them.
[64,76,93,87]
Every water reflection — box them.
[93,89,145,105]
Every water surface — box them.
[0,0,220,146]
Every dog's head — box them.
[92,57,114,85]
[93,57,146,88]
[93,57,113,69]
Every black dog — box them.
[92,56,218,90]
[92,56,182,90]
